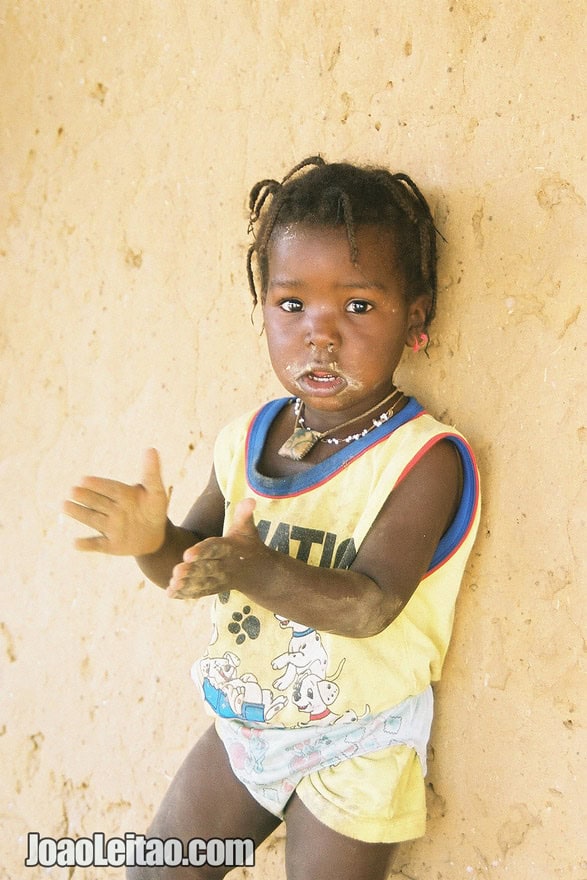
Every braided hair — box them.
[246,156,441,327]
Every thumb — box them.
[227,498,257,537]
[141,447,165,494]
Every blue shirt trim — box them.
[246,396,424,498]
[245,396,479,575]
[427,435,479,572]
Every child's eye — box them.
[280,298,304,312]
[346,300,373,314]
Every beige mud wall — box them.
[1,2,585,878]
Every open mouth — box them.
[300,368,347,394]
[308,371,338,382]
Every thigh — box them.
[128,725,281,880]
[284,793,396,880]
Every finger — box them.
[141,448,165,493]
[62,499,108,532]
[170,559,191,583]
[167,580,219,600]
[170,558,215,586]
[67,485,116,514]
[183,541,204,563]
[167,586,191,600]
[182,538,232,564]
[168,559,194,593]
[167,571,196,599]
[226,498,257,538]
[74,534,110,553]
[168,560,223,596]
[167,582,187,599]
[77,475,127,500]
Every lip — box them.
[296,366,347,396]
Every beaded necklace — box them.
[278,388,405,461]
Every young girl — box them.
[64,157,480,879]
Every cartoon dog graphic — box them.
[195,652,287,723]
[291,663,369,726]
[271,615,328,691]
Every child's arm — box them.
[167,440,462,638]
[63,449,225,589]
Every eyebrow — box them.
[341,280,387,291]
[268,278,386,291]
[268,278,303,288]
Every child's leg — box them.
[283,793,396,880]
[127,725,281,880]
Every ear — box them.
[319,680,339,705]
[405,294,432,349]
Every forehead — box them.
[267,223,401,278]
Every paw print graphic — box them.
[227,606,261,645]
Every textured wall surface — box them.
[1,2,585,878]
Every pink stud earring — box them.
[412,332,429,352]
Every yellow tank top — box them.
[194,397,480,728]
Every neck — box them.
[301,385,399,435]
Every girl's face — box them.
[262,223,430,429]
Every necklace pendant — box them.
[278,426,323,461]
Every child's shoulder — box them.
[389,401,479,485]
[214,397,291,454]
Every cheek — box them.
[263,314,300,353]
[263,323,284,357]
[346,332,407,382]
[263,324,298,379]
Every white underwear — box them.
[215,685,433,818]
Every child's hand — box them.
[167,498,263,599]
[63,448,169,556]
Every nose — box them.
[305,307,340,354]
